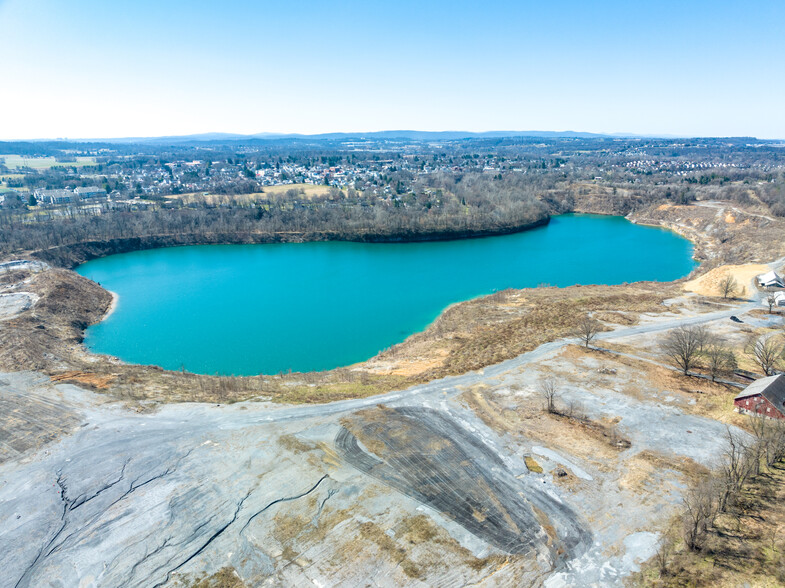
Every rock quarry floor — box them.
[1,260,781,587]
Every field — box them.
[1,155,98,170]
[165,183,342,205]
[260,183,338,198]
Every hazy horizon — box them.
[5,129,778,144]
[1,0,784,140]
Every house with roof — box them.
[757,270,784,289]
[734,374,785,420]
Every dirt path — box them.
[696,200,777,223]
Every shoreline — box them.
[23,216,552,269]
[3,198,780,404]
[77,214,696,378]
[103,290,119,320]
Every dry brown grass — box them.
[634,461,785,587]
[620,451,709,495]
[276,434,315,454]
[49,371,116,390]
[683,263,767,297]
[358,520,424,579]
[272,511,311,545]
[571,345,749,425]
[0,269,30,285]
[748,308,785,318]
[367,283,674,382]
[548,411,631,450]
[636,450,710,482]
[351,514,510,579]
[632,202,785,264]
[592,310,639,326]
[177,567,246,588]
[459,385,620,467]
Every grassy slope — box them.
[633,460,785,587]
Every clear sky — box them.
[1,0,784,140]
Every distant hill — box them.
[61,130,647,145]
[12,131,778,150]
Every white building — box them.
[74,186,106,199]
[758,270,784,289]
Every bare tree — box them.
[573,314,602,348]
[660,325,709,375]
[538,378,558,414]
[747,334,784,376]
[682,476,719,551]
[653,525,676,578]
[769,419,785,466]
[703,341,738,382]
[719,274,740,299]
[717,427,754,512]
[677,411,785,555]
[750,411,785,468]
[766,292,778,314]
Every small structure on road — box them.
[757,270,785,289]
[734,374,785,420]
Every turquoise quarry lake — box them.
[77,214,696,375]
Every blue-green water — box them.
[77,214,696,375]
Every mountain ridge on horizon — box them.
[5,130,781,147]
[24,129,693,145]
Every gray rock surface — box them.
[0,292,759,586]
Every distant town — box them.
[2,135,784,214]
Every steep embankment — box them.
[26,218,550,268]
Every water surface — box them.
[77,214,695,375]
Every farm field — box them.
[0,155,97,170]
[164,182,342,205]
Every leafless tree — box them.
[766,293,778,314]
[653,525,676,577]
[747,334,784,376]
[719,274,739,299]
[717,427,754,513]
[703,341,737,382]
[682,476,719,551]
[565,398,584,419]
[660,325,709,375]
[677,411,785,555]
[573,314,602,348]
[750,412,785,467]
[538,378,558,414]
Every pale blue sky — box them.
[1,0,784,139]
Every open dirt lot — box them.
[682,263,769,298]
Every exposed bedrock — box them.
[335,406,592,562]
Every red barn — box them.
[734,374,785,420]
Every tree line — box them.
[0,173,548,266]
